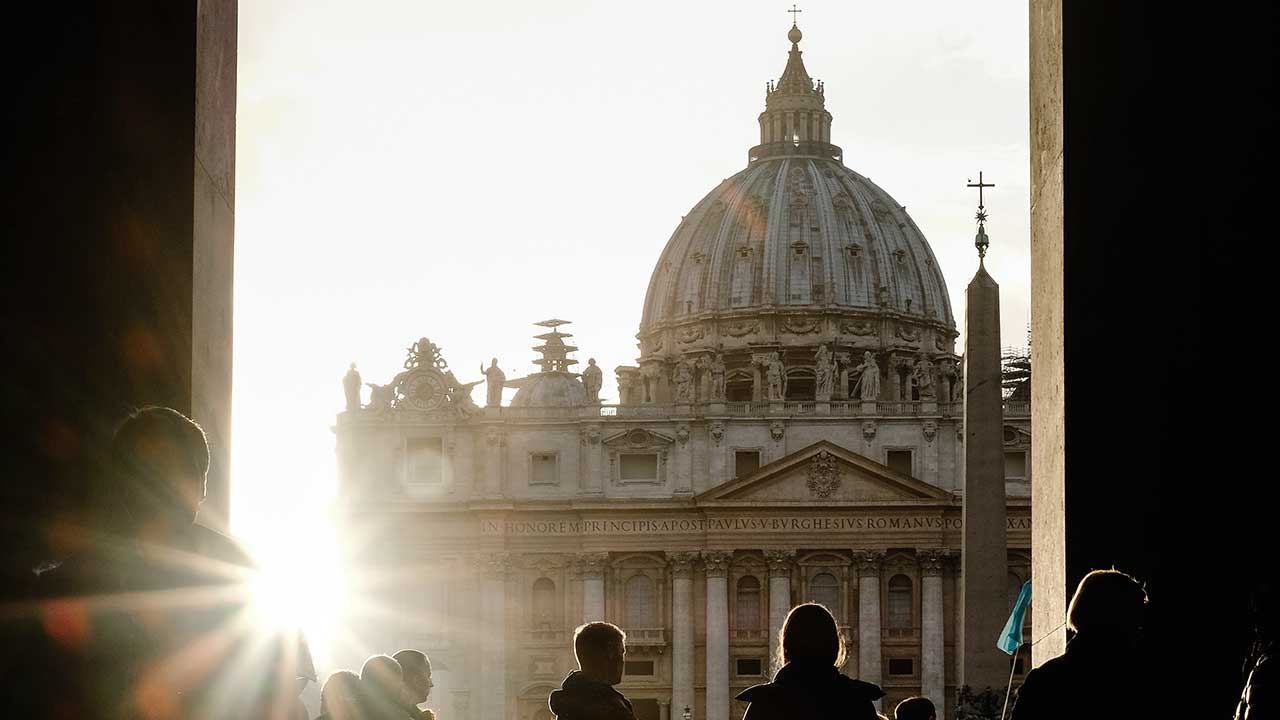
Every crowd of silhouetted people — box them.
[1,405,1274,719]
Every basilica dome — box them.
[637,23,955,363]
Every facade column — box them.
[764,549,796,677]
[482,425,505,497]
[703,551,733,720]
[920,550,949,720]
[855,550,885,706]
[668,552,699,718]
[578,552,609,624]
[580,425,603,495]
[478,553,510,720]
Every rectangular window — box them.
[887,658,914,676]
[886,449,913,477]
[407,437,443,484]
[531,453,558,486]
[1005,451,1027,480]
[624,660,654,676]
[620,453,658,481]
[734,450,761,478]
[736,658,763,676]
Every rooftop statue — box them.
[481,358,506,407]
[582,358,603,404]
[343,363,362,412]
[852,351,881,401]
[815,345,835,401]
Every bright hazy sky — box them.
[231,0,1030,537]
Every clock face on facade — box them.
[403,371,446,411]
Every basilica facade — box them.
[333,22,1031,720]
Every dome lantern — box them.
[751,19,841,164]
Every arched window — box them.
[785,369,815,401]
[737,576,762,630]
[533,577,556,628]
[887,574,913,631]
[809,572,840,613]
[625,575,657,628]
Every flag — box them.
[998,580,1032,655]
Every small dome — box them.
[788,23,803,44]
[510,373,586,407]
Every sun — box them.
[243,510,348,669]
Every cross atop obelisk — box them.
[967,171,995,258]
[788,4,802,24]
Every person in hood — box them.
[1010,568,1148,720]
[737,602,884,720]
[548,621,636,720]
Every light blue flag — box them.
[998,580,1032,655]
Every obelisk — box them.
[959,172,1009,693]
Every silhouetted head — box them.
[393,649,433,705]
[360,654,406,709]
[574,621,627,685]
[111,406,210,536]
[777,602,847,669]
[1067,569,1148,645]
[894,696,937,720]
[320,670,365,720]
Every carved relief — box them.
[805,451,842,498]
[956,421,964,443]
[895,325,922,343]
[701,550,733,577]
[922,420,938,443]
[676,325,704,344]
[770,420,786,441]
[853,550,886,576]
[723,320,760,337]
[667,551,700,578]
[709,421,725,446]
[485,426,505,447]
[935,334,951,351]
[479,552,513,579]
[840,319,876,336]
[862,420,877,442]
[574,552,610,578]
[917,548,951,576]
[675,424,690,445]
[580,426,601,445]
[764,549,796,576]
[781,316,821,334]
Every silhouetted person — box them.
[737,603,884,719]
[1011,569,1148,720]
[320,670,370,720]
[548,621,637,720]
[1235,581,1276,720]
[7,405,309,719]
[362,654,414,719]
[894,696,936,720]
[393,649,437,720]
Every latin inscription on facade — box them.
[480,516,1032,537]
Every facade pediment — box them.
[602,427,676,447]
[696,440,952,504]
